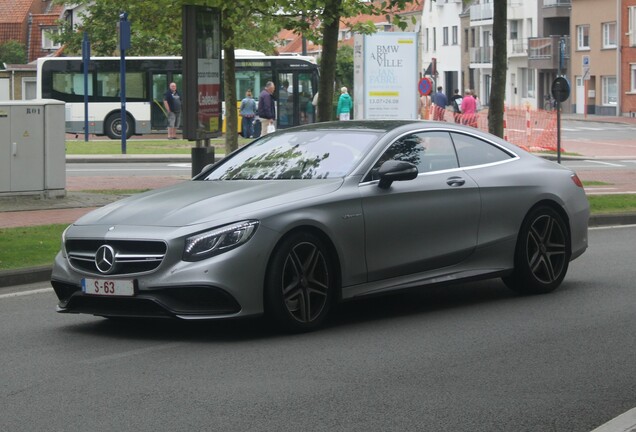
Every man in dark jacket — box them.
[258,81,276,135]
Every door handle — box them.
[446,176,465,187]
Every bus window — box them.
[53,72,93,98]
[298,73,315,124]
[277,73,294,128]
[152,73,169,130]
[96,72,120,97]
[125,72,147,99]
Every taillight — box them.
[571,174,583,188]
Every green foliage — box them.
[0,40,27,64]
[335,45,354,95]
[54,0,182,55]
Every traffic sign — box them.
[582,55,591,81]
[418,77,433,96]
[551,76,571,103]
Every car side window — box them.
[366,132,459,182]
[450,132,513,167]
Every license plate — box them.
[81,278,135,297]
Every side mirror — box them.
[377,160,418,189]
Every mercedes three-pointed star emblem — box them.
[95,245,116,274]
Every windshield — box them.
[203,130,380,180]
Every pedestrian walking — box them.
[432,86,448,121]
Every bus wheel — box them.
[105,113,134,140]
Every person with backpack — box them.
[450,89,462,124]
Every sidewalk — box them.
[2,115,636,287]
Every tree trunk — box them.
[317,0,342,122]
[488,0,507,138]
[222,15,239,154]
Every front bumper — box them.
[52,279,242,319]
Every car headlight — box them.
[61,225,72,258]
[183,220,259,262]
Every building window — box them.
[631,64,636,92]
[602,22,617,49]
[433,27,437,51]
[443,27,449,46]
[41,27,61,50]
[629,6,636,47]
[510,20,518,40]
[577,24,590,50]
[471,28,475,48]
[452,26,458,45]
[521,68,535,99]
[602,76,617,105]
[425,28,429,52]
[464,29,468,52]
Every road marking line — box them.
[586,191,636,195]
[0,288,53,299]
[589,407,636,432]
[584,160,625,167]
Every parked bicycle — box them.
[544,94,557,111]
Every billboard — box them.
[182,6,222,140]
[355,32,419,120]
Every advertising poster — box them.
[363,33,418,120]
[195,10,221,135]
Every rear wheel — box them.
[265,232,334,332]
[503,206,571,294]
[105,113,134,140]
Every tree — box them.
[335,45,354,97]
[278,0,413,122]
[55,0,280,154]
[487,0,506,138]
[0,40,27,64]
[54,0,182,56]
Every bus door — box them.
[277,71,317,128]
[151,72,182,131]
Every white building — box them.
[421,0,464,98]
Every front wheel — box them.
[503,206,571,294]
[105,113,134,140]
[265,232,335,332]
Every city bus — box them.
[36,52,319,139]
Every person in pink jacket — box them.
[460,89,478,128]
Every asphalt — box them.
[1,113,636,288]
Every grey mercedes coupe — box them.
[51,120,589,332]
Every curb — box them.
[1,213,634,291]
[0,266,52,289]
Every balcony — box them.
[470,46,492,65]
[528,36,570,70]
[541,0,571,19]
[508,39,528,57]
[470,3,493,22]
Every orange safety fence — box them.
[426,106,560,153]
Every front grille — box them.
[66,239,167,276]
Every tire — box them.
[503,206,571,295]
[105,113,134,140]
[265,232,335,332]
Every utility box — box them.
[0,100,65,198]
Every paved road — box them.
[2,225,635,431]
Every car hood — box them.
[73,179,344,227]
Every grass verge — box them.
[588,194,636,214]
[0,224,67,271]
[65,138,252,155]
